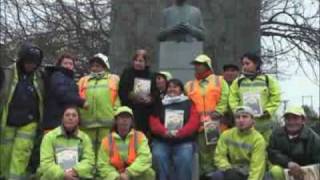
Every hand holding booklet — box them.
[203,119,220,145]
[55,146,79,170]
[284,164,320,180]
[242,92,263,117]
[133,78,151,96]
[165,109,184,132]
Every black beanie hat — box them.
[18,43,43,65]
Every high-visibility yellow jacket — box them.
[229,74,281,130]
[38,126,94,179]
[78,73,120,128]
[98,130,153,180]
[215,127,267,180]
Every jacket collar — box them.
[112,129,135,140]
[278,126,310,140]
[236,127,255,136]
[238,74,265,81]
[57,126,80,139]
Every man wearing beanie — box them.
[0,42,45,179]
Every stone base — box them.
[159,41,203,82]
[159,68,195,83]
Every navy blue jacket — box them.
[43,67,84,129]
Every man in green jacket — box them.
[0,43,44,179]
[229,53,281,142]
[268,106,320,180]
[38,106,94,180]
[97,106,155,180]
[212,106,267,180]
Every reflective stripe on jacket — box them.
[0,64,44,128]
[102,130,143,173]
[39,126,94,179]
[185,74,222,113]
[185,74,229,131]
[229,74,281,131]
[78,73,120,128]
[215,127,266,180]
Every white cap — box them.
[93,53,110,70]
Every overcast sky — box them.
[279,63,320,114]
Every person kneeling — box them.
[268,106,320,180]
[211,106,267,180]
[97,106,155,180]
[38,106,94,180]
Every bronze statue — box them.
[158,0,205,42]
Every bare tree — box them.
[0,0,111,67]
[0,0,319,83]
[261,0,320,85]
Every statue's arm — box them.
[186,10,205,41]
[158,27,173,41]
[158,11,175,41]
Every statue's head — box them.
[174,0,187,5]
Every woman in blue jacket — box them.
[43,53,86,131]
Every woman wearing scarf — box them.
[118,49,155,136]
[78,53,120,175]
[229,52,281,142]
[150,79,200,180]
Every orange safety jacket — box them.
[185,74,227,132]
[102,130,144,173]
[78,74,119,106]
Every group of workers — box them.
[0,42,319,180]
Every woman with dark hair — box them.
[149,79,200,180]
[38,105,94,180]
[118,49,155,135]
[98,106,155,180]
[152,71,172,101]
[43,53,86,132]
[229,52,281,142]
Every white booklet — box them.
[165,109,184,131]
[284,164,320,180]
[242,92,263,117]
[133,78,151,95]
[55,146,79,170]
[204,120,220,145]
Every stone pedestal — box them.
[159,41,203,82]
[110,0,261,74]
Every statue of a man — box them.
[158,0,205,42]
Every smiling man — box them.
[268,106,320,180]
